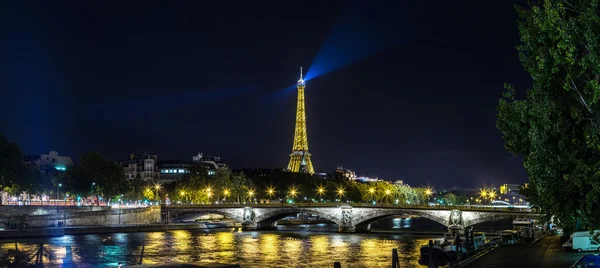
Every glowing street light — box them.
[288,186,299,203]
[247,190,255,204]
[337,187,345,199]
[266,187,276,198]
[154,183,162,202]
[425,188,432,197]
[369,188,375,194]
[316,186,325,201]
[479,189,488,198]
[223,188,230,203]
[488,191,496,200]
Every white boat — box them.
[513,218,533,225]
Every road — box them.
[464,236,589,268]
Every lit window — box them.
[179,169,184,173]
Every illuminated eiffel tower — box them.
[287,67,315,174]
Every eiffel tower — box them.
[287,67,315,174]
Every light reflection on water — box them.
[0,217,464,268]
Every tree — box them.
[0,135,27,204]
[497,1,600,231]
[69,152,128,204]
[442,193,457,205]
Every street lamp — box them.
[368,187,375,202]
[337,187,345,200]
[247,190,255,204]
[288,187,298,203]
[154,183,161,203]
[266,187,276,199]
[425,188,432,197]
[223,189,230,203]
[58,183,63,203]
[383,189,392,204]
[179,191,186,204]
[206,187,213,203]
[317,186,325,201]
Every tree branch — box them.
[571,79,594,113]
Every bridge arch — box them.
[168,208,244,223]
[254,208,340,226]
[463,213,532,227]
[353,209,449,227]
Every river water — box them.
[0,217,512,267]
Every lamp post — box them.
[179,191,186,204]
[317,187,325,202]
[223,189,230,204]
[91,182,96,206]
[266,187,275,200]
[337,187,345,202]
[205,187,212,204]
[58,183,62,205]
[368,187,375,203]
[385,189,391,204]
[154,183,161,204]
[288,187,298,204]
[247,190,255,204]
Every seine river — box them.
[0,217,510,267]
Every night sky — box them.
[0,0,531,187]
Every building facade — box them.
[121,153,159,181]
[25,151,74,172]
[157,153,225,183]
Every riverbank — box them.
[462,235,583,268]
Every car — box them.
[571,254,600,267]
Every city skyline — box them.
[0,0,530,187]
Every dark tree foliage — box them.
[497,0,600,231]
[68,152,128,202]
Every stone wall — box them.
[0,206,161,227]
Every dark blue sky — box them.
[0,0,530,187]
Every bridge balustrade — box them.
[162,202,534,212]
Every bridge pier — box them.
[447,226,465,235]
[243,221,278,231]
[338,226,356,233]
[354,224,371,233]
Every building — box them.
[335,166,357,180]
[499,183,521,195]
[25,151,74,172]
[158,160,195,183]
[157,153,225,183]
[120,153,159,181]
[192,152,225,171]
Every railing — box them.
[162,203,536,213]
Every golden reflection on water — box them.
[0,231,437,267]
[259,233,279,262]
[213,232,235,261]
[310,235,329,255]
[281,237,302,264]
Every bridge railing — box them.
[162,203,535,213]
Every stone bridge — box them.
[162,204,539,234]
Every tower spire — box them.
[287,68,314,175]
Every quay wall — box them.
[0,206,161,227]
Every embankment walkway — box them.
[463,236,586,268]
